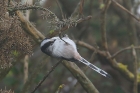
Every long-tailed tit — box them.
[40,35,111,78]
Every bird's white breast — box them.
[51,37,77,59]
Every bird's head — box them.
[40,37,57,54]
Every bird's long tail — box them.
[79,58,111,78]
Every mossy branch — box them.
[62,61,99,93]
[16,11,45,42]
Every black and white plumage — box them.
[40,35,111,78]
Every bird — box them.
[40,35,111,78]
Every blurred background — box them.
[0,0,140,93]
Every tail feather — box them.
[79,58,111,78]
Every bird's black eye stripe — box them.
[41,40,56,53]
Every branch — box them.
[110,46,140,59]
[132,46,138,93]
[23,55,29,84]
[100,0,111,51]
[112,0,140,22]
[55,0,64,19]
[8,5,58,21]
[31,60,62,93]
[62,61,99,93]
[70,0,84,18]
[16,11,45,42]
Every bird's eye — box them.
[50,39,56,46]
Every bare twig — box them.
[132,46,138,93]
[8,5,58,21]
[112,0,140,22]
[110,46,140,59]
[75,40,97,52]
[31,60,62,93]
[23,55,29,84]
[79,0,84,16]
[78,0,93,39]
[23,0,33,20]
[16,11,45,42]
[55,0,64,19]
[70,0,85,19]
[8,5,49,13]
[100,0,111,51]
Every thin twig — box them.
[78,0,93,40]
[75,40,97,52]
[8,5,58,21]
[100,0,111,51]
[31,60,62,93]
[132,46,138,93]
[70,0,85,18]
[112,0,140,22]
[110,46,140,59]
[8,5,50,12]
[23,55,29,84]
[79,0,84,16]
[55,0,64,19]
